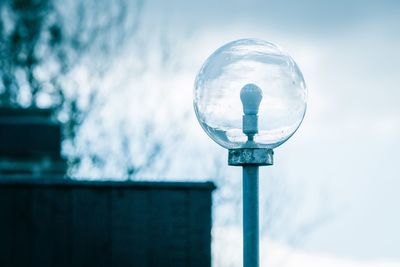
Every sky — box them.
[80,0,400,265]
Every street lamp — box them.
[193,39,307,267]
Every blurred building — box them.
[0,108,214,267]
[0,179,214,267]
[0,107,66,176]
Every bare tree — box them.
[0,0,147,173]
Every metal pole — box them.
[229,148,272,267]
[243,165,259,267]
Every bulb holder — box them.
[243,114,258,138]
[228,148,274,166]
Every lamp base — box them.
[228,148,273,166]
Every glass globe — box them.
[193,38,307,149]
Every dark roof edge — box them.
[0,177,216,190]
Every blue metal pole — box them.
[243,165,259,267]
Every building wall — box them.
[0,178,215,267]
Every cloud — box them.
[213,225,400,267]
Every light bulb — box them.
[240,83,263,142]
[240,84,263,115]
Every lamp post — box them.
[194,39,307,267]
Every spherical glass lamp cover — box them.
[193,38,307,149]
